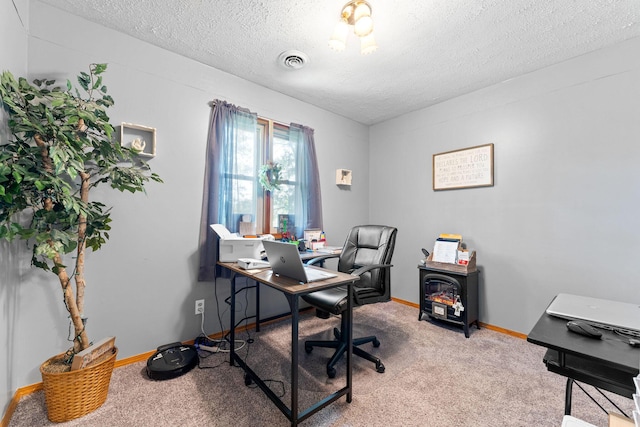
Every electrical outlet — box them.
[195,299,205,315]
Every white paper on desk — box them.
[432,240,458,264]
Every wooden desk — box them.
[218,262,359,427]
[527,311,639,416]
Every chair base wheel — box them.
[327,367,336,378]
[333,328,340,340]
[305,311,386,377]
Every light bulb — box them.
[354,15,373,37]
[354,2,371,21]
[329,18,348,51]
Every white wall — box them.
[0,0,30,416]
[1,0,370,402]
[370,36,640,334]
[0,0,28,74]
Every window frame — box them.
[256,118,295,236]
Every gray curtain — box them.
[198,100,257,281]
[290,123,323,239]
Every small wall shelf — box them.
[120,123,156,158]
[336,169,352,186]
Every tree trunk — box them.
[35,133,89,353]
[53,251,89,353]
[75,171,90,317]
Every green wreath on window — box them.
[258,161,282,192]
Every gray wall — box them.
[0,0,369,413]
[0,0,28,74]
[370,36,640,334]
[2,0,640,418]
[0,0,29,416]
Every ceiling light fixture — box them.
[329,0,377,55]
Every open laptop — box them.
[262,240,337,283]
[546,293,640,337]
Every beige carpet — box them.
[8,302,636,426]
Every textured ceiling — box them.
[38,0,640,125]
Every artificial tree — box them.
[0,64,161,366]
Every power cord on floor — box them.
[198,275,285,397]
[195,310,246,353]
[194,275,254,372]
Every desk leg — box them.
[564,377,573,415]
[230,273,237,366]
[255,280,260,332]
[285,294,299,426]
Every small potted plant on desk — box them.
[0,64,162,422]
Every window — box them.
[199,100,322,281]
[256,119,297,235]
[223,118,299,236]
[226,124,259,225]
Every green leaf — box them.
[0,163,11,180]
[92,76,103,90]
[9,222,22,234]
[78,72,90,91]
[18,228,36,239]
[11,170,22,183]
[52,262,67,275]
[67,167,78,180]
[92,63,108,75]
[32,257,50,271]
[102,95,114,107]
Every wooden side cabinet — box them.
[418,265,479,338]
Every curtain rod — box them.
[209,98,292,126]
[211,99,293,127]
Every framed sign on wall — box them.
[432,143,494,191]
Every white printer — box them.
[210,224,273,262]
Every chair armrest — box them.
[350,263,393,306]
[305,253,340,265]
[350,263,393,277]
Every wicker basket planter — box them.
[40,347,118,422]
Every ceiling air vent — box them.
[278,50,309,70]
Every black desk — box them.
[527,311,639,415]
[218,262,359,427]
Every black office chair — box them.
[302,225,397,378]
